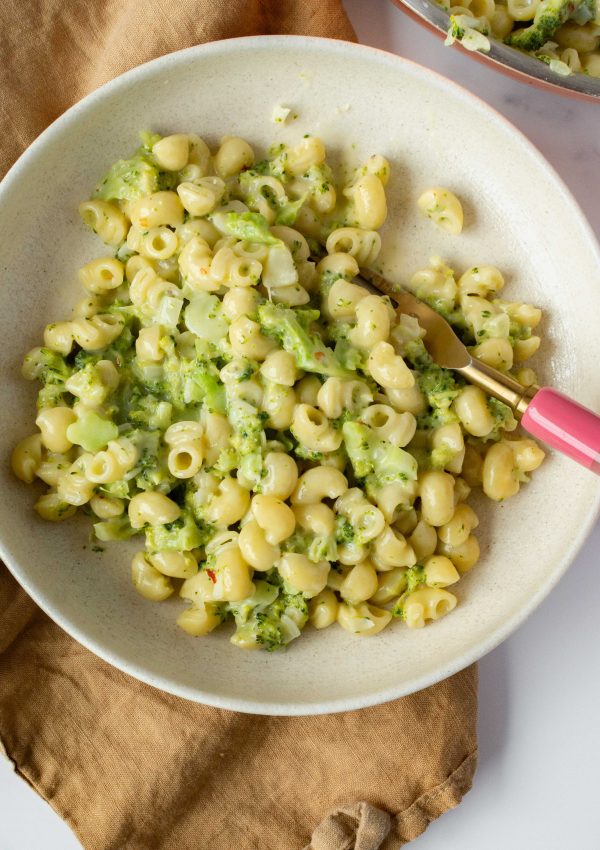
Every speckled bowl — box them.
[1,36,599,715]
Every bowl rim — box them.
[390,0,600,101]
[2,34,600,715]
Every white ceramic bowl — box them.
[1,36,599,715]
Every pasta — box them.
[13,129,545,651]
[417,188,464,235]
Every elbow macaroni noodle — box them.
[12,129,545,651]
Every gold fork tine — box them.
[357,266,537,419]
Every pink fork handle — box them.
[521,387,600,473]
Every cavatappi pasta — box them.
[12,131,545,651]
[441,0,600,79]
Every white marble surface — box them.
[1,2,599,847]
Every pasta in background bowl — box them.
[1,36,599,713]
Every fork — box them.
[357,267,600,474]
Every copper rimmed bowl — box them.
[392,0,600,99]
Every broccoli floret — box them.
[404,338,463,428]
[391,566,426,618]
[259,303,351,378]
[127,393,172,430]
[125,429,175,491]
[283,528,337,563]
[227,396,263,449]
[228,580,280,626]
[22,347,72,408]
[72,349,101,371]
[161,353,220,412]
[93,152,159,202]
[230,584,309,651]
[25,347,71,382]
[145,510,212,552]
[406,564,426,593]
[190,359,226,415]
[488,397,518,437]
[100,480,130,499]
[418,365,461,411]
[507,0,593,50]
[248,159,274,176]
[334,338,368,372]
[139,131,162,150]
[342,421,418,485]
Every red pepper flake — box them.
[206,569,217,584]
[315,351,324,360]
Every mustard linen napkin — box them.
[0,3,478,848]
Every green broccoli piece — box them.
[127,393,172,430]
[139,131,162,150]
[282,528,337,563]
[418,365,461,413]
[103,325,136,363]
[161,353,223,412]
[507,0,593,50]
[72,349,102,371]
[335,516,355,544]
[259,303,351,378]
[230,584,309,651]
[430,443,459,470]
[125,429,174,491]
[100,480,130,500]
[334,339,368,372]
[404,338,462,428]
[218,212,281,245]
[145,510,212,552]
[274,194,307,226]
[445,13,491,51]
[342,421,418,485]
[228,580,280,626]
[93,515,137,542]
[93,152,159,202]
[406,564,426,593]
[488,397,518,437]
[391,566,427,618]
[226,397,265,486]
[447,15,465,41]
[66,411,119,453]
[190,360,226,415]
[22,347,72,408]
[24,348,71,382]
